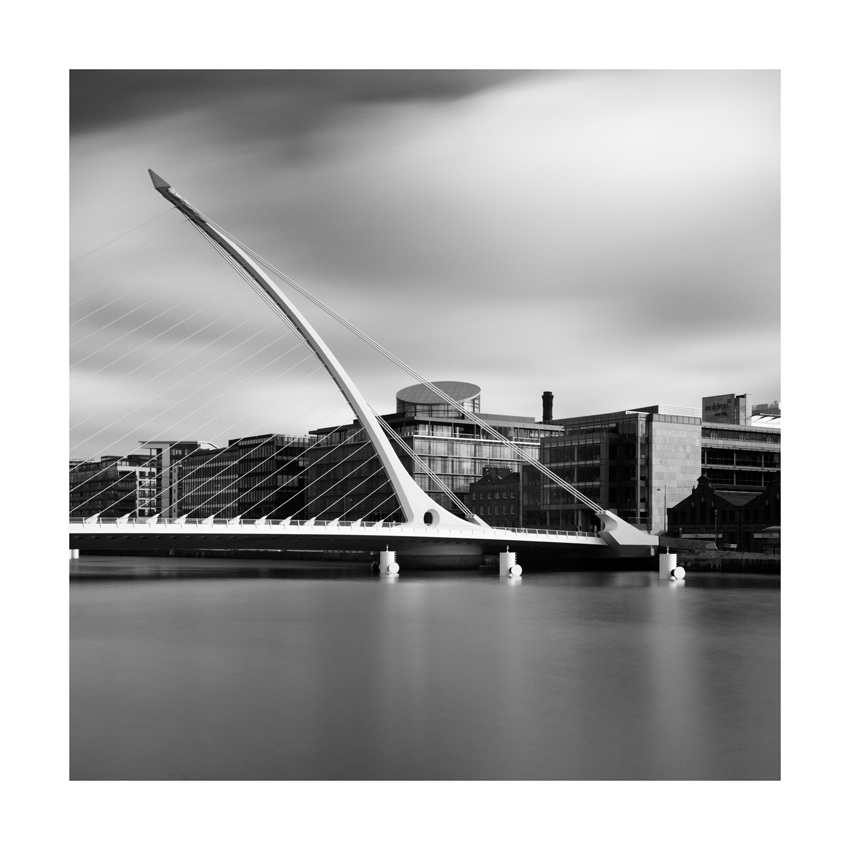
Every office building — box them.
[69,455,157,518]
[139,440,219,518]
[521,392,780,535]
[305,382,563,521]
[176,434,314,519]
[521,404,702,533]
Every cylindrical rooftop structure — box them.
[396,381,481,418]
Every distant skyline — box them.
[71,70,779,459]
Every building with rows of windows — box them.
[69,454,157,518]
[304,382,564,521]
[468,392,780,543]
[467,467,522,525]
[667,475,780,552]
[175,434,314,519]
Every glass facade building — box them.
[176,434,314,519]
[524,398,781,535]
[305,383,563,521]
[69,454,157,518]
[524,406,704,533]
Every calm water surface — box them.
[70,556,780,780]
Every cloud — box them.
[70,71,779,460]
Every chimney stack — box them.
[542,391,553,423]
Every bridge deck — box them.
[69,517,607,554]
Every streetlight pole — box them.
[714,509,718,548]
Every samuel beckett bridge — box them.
[69,171,658,571]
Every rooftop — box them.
[396,381,480,405]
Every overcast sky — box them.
[70,70,779,459]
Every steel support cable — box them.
[267,430,371,517]
[71,224,329,487]
[287,447,379,520]
[71,222,200,301]
[316,465,391,520]
[72,286,215,367]
[340,473,399,521]
[72,286,151,327]
[70,240,225,354]
[71,231,198,315]
[177,212,598,517]
[163,396,350,518]
[185,220,437,523]
[74,391,342,518]
[362,491,404,522]
[199,230,311,344]
[71,240,240,366]
[84,352,333,496]
[72,306,247,406]
[371,411,472,516]
[153,395,351,517]
[69,341,312,490]
[70,206,176,265]
[70,343,320,493]
[71,231,173,293]
[70,290,171,348]
[216,434,376,521]
[203,232,320,349]
[212,404,355,518]
[211,225,602,513]
[71,228,210,321]
[72,312,262,431]
[183,424,356,518]
[199,219,490,515]
[171,429,336,519]
[91,381,347,518]
[70,261,254,390]
[69,223,345,496]
[70,337,307,488]
[70,320,296,456]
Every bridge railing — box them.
[69,516,600,539]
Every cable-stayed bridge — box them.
[70,171,658,567]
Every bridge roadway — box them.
[70,516,608,563]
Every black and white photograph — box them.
[7,3,844,844]
[69,66,781,780]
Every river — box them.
[70,556,779,780]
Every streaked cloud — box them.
[71,70,779,458]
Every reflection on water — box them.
[70,556,780,780]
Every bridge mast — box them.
[148,170,479,529]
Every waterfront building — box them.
[467,467,522,525]
[522,392,781,535]
[139,440,219,518]
[700,420,780,490]
[69,454,157,518]
[522,404,702,533]
[667,475,780,552]
[176,434,314,519]
[305,382,563,521]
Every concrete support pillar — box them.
[499,550,522,577]
[379,549,399,575]
[659,552,685,580]
[69,549,80,559]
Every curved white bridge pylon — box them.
[148,169,478,533]
[70,172,659,561]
